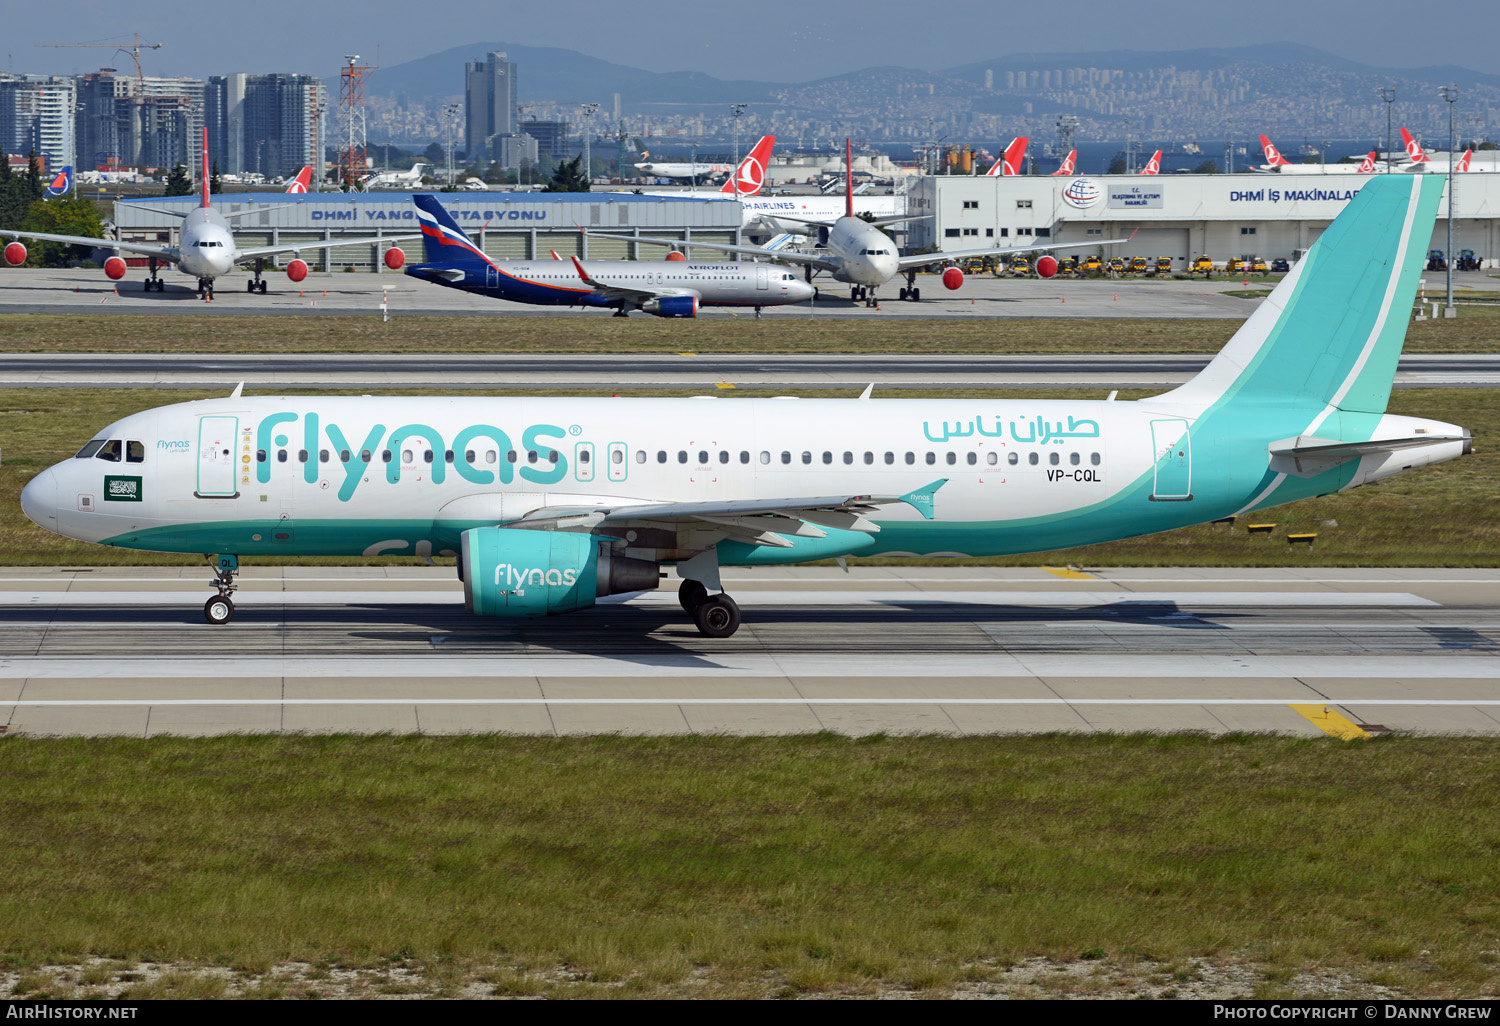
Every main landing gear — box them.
[246,258,268,294]
[142,258,164,292]
[897,270,921,302]
[204,554,239,625]
[677,579,741,638]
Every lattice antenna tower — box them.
[1056,114,1079,158]
[337,53,378,190]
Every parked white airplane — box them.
[634,152,735,179]
[596,141,1125,305]
[1,131,414,295]
[365,163,430,188]
[19,175,1466,638]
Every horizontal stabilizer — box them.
[1268,433,1470,477]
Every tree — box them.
[210,160,222,194]
[163,163,194,196]
[25,152,42,200]
[423,142,444,164]
[1107,152,1126,175]
[1192,160,1221,175]
[19,195,105,266]
[544,155,590,193]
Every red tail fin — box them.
[1141,150,1162,175]
[201,126,211,207]
[1356,150,1378,173]
[1047,149,1076,176]
[1400,128,1427,163]
[285,166,313,193]
[1258,135,1289,166]
[845,138,853,218]
[719,134,775,196]
[986,137,1028,176]
[1456,149,1472,173]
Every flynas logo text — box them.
[494,564,580,594]
[255,413,571,501]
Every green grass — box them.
[0,307,1497,353]
[1,733,1497,998]
[0,386,1492,568]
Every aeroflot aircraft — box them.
[20,176,1468,638]
[405,195,814,316]
[1,130,413,295]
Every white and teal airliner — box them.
[20,175,1470,637]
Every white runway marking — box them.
[0,590,1441,607]
[8,698,1500,708]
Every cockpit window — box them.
[95,440,123,462]
[126,440,145,463]
[75,439,106,459]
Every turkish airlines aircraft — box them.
[595,141,1125,306]
[1140,150,1162,175]
[284,167,313,193]
[984,137,1029,176]
[1049,150,1077,176]
[20,175,1467,638]
[1,130,414,295]
[1401,128,1428,166]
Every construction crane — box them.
[38,33,161,97]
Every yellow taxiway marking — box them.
[678,351,697,356]
[715,381,737,390]
[1041,565,1094,580]
[1290,704,1372,740]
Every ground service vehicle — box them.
[1251,257,1269,274]
[965,257,987,274]
[1107,257,1126,275]
[1226,257,1245,275]
[1059,256,1078,275]
[1427,249,1448,271]
[1082,254,1103,273]
[1458,249,1481,271]
[1008,257,1031,276]
[1193,255,1214,276]
[1155,256,1173,274]
[1272,258,1290,273]
[1129,256,1149,275]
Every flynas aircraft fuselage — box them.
[21,175,1470,637]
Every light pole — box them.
[580,102,599,185]
[1379,88,1395,172]
[729,102,747,198]
[1440,84,1458,317]
[441,102,461,187]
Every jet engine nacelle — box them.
[1036,255,1058,278]
[383,247,405,270]
[286,258,308,283]
[103,256,127,280]
[941,267,965,290]
[460,527,659,618]
[642,296,699,318]
[665,250,686,262]
[3,242,25,266]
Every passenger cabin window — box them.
[340,449,351,463]
[1008,452,1018,465]
[298,450,309,463]
[719,451,729,464]
[635,450,646,464]
[277,450,288,463]
[126,441,145,463]
[255,449,266,464]
[361,449,372,463]
[321,449,330,463]
[97,440,123,463]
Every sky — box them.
[5,0,1497,83]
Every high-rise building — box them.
[205,73,324,179]
[0,75,76,171]
[465,51,517,161]
[75,72,203,174]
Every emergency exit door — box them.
[1149,419,1193,501]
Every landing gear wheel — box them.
[678,579,708,612]
[258,280,267,294]
[693,593,741,638]
[911,287,920,301]
[898,287,908,301]
[204,595,234,625]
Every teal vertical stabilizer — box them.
[1161,174,1445,418]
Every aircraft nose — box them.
[20,467,57,529]
[792,280,816,301]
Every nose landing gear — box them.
[204,554,239,625]
[247,258,269,294]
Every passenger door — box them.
[196,415,238,498]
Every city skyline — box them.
[5,1,1498,85]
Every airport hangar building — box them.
[112,192,744,271]
[906,171,1500,270]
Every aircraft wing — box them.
[568,256,697,303]
[583,229,841,271]
[767,212,927,230]
[504,483,948,545]
[896,235,1133,272]
[0,228,177,262]
[233,233,420,262]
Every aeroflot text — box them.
[1214,1008,1490,1020]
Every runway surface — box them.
[3,566,1496,738]
[0,267,1259,319]
[0,352,1492,390]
